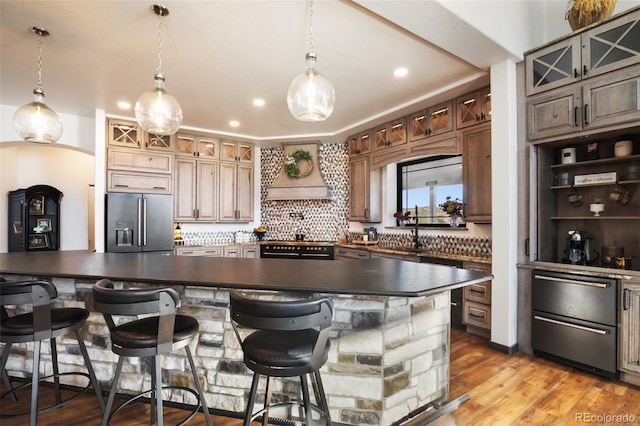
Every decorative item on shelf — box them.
[609,184,630,205]
[284,149,313,179]
[614,139,633,157]
[173,223,183,241]
[253,226,267,241]
[560,147,576,164]
[286,0,335,122]
[586,142,599,160]
[13,26,63,144]
[135,4,183,136]
[565,0,617,31]
[568,187,583,205]
[439,196,464,228]
[393,210,411,226]
[590,198,604,216]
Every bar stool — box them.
[92,278,213,426]
[229,290,334,426]
[0,278,105,426]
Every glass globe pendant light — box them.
[287,0,335,122]
[135,4,183,136]
[13,27,63,144]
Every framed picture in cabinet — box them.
[29,233,49,249]
[12,221,22,234]
[29,195,45,215]
[37,218,52,231]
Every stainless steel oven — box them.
[260,242,335,260]
[532,270,618,379]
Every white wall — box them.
[0,144,95,252]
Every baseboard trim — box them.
[489,340,519,355]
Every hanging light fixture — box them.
[135,4,183,136]
[13,27,63,144]
[287,0,335,122]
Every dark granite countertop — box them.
[0,251,492,297]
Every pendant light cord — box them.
[36,36,43,92]
[309,0,314,54]
[156,12,163,75]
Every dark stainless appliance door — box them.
[532,271,617,325]
[106,193,173,252]
[532,311,617,375]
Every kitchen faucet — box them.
[411,205,422,249]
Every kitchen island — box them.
[0,251,492,426]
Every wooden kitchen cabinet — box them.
[175,132,219,158]
[174,158,217,222]
[347,130,373,157]
[456,87,491,129]
[373,117,407,151]
[218,162,253,222]
[335,246,370,260]
[462,261,492,338]
[220,140,254,163]
[242,244,259,258]
[462,123,492,223]
[527,65,640,141]
[620,280,640,384]
[348,156,381,222]
[409,100,454,143]
[107,118,173,151]
[526,9,640,97]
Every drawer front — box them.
[107,171,172,194]
[335,248,370,260]
[532,271,617,326]
[463,300,491,330]
[532,311,617,375]
[464,282,491,304]
[108,149,173,174]
[175,247,223,257]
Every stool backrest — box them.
[92,278,181,352]
[0,279,57,340]
[229,290,333,368]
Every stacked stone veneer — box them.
[2,274,450,426]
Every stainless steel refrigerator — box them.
[105,193,173,253]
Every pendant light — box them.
[287,0,335,122]
[135,4,183,136]
[13,27,63,144]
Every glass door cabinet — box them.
[8,185,63,252]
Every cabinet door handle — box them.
[480,112,486,121]
[574,106,579,127]
[624,288,629,310]
[583,65,588,76]
[584,104,590,125]
[364,208,369,218]
[574,68,579,78]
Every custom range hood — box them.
[267,142,331,200]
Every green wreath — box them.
[284,149,313,179]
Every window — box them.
[396,155,464,226]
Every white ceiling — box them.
[0,1,525,145]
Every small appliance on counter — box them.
[363,227,378,241]
[562,230,598,266]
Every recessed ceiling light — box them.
[229,120,240,127]
[117,101,131,109]
[393,68,408,78]
[253,98,265,107]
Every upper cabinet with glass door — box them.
[220,140,254,163]
[373,118,407,151]
[347,130,372,158]
[175,132,219,159]
[456,87,491,130]
[107,118,174,151]
[409,100,454,143]
[526,8,640,96]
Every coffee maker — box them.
[565,230,588,265]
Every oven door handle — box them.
[533,315,608,335]
[534,274,609,288]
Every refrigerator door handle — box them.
[143,198,148,247]
[137,197,143,247]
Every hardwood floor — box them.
[2,328,640,425]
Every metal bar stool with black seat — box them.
[229,290,334,426]
[0,278,105,426]
[92,278,213,426]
